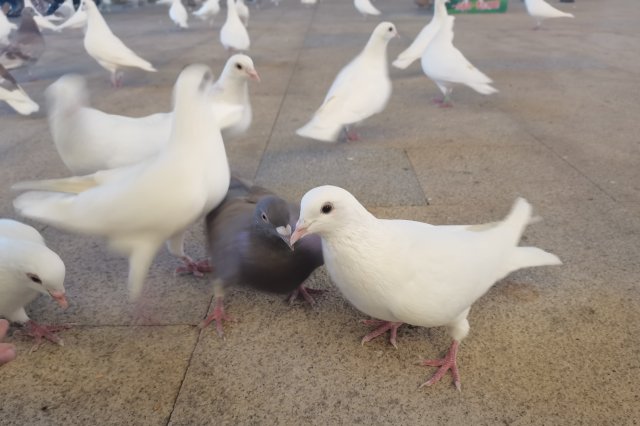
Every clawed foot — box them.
[199,297,234,337]
[15,320,72,353]
[176,257,212,277]
[418,340,461,391]
[361,319,404,349]
[287,285,324,306]
[346,129,360,141]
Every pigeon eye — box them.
[261,212,268,222]
[388,27,393,32]
[321,203,333,215]
[236,64,243,70]
[27,273,42,284]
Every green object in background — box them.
[446,0,508,14]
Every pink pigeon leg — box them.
[15,320,71,352]
[361,319,404,349]
[343,126,360,141]
[199,296,234,337]
[419,340,461,391]
[176,257,213,277]
[287,285,325,306]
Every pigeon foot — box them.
[361,320,404,349]
[200,296,234,337]
[287,285,324,306]
[176,257,212,277]
[418,340,461,391]
[16,320,71,352]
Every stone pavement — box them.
[0,0,638,424]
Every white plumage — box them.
[354,0,380,17]
[236,0,249,27]
[296,22,396,143]
[421,16,497,105]
[56,0,88,31]
[393,0,448,70]
[0,64,39,115]
[524,0,574,29]
[83,0,157,87]
[169,0,189,29]
[290,186,561,390]
[0,219,67,327]
[13,64,230,301]
[193,0,220,25]
[33,15,62,32]
[0,11,18,45]
[220,0,250,51]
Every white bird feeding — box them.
[524,0,574,30]
[220,0,250,51]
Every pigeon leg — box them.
[361,320,404,349]
[176,256,213,276]
[15,320,71,352]
[418,340,461,391]
[438,94,453,108]
[344,126,360,141]
[199,296,234,337]
[287,284,324,306]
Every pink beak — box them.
[247,69,261,82]
[289,223,309,247]
[49,291,69,310]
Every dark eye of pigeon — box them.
[27,273,42,284]
[261,212,268,222]
[236,64,243,70]
[321,203,333,215]
[388,27,393,32]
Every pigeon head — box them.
[290,186,370,246]
[254,196,293,250]
[45,74,90,115]
[222,54,260,82]
[2,240,68,310]
[372,21,398,42]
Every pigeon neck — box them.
[227,0,238,18]
[362,36,389,63]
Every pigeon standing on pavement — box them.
[290,186,561,390]
[524,0,574,30]
[13,64,230,301]
[201,178,324,336]
[168,0,189,29]
[0,64,39,115]
[0,8,45,73]
[0,219,68,347]
[296,22,397,142]
[220,0,250,51]
[393,0,448,70]
[354,0,381,17]
[421,16,497,107]
[83,0,157,87]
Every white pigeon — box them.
[13,64,231,301]
[301,0,317,5]
[524,0,574,30]
[0,9,18,45]
[421,16,497,106]
[33,15,62,32]
[210,53,259,137]
[169,0,189,29]
[0,64,39,115]
[354,0,380,17]
[56,0,88,31]
[393,0,448,70]
[296,22,396,143]
[83,0,157,87]
[220,0,250,51]
[0,219,68,346]
[236,0,249,27]
[54,0,76,19]
[45,74,172,175]
[193,0,220,25]
[290,186,562,390]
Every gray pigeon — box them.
[202,177,324,336]
[0,8,45,72]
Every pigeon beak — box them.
[247,69,261,82]
[289,221,309,247]
[49,291,69,310]
[276,224,294,251]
